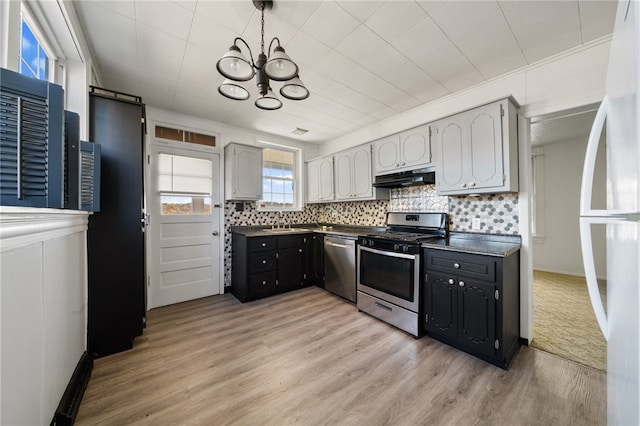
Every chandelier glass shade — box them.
[216,1,309,110]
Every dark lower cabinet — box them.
[232,233,313,302]
[307,234,324,287]
[423,248,520,369]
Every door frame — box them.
[144,118,224,311]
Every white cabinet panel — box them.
[373,125,432,175]
[224,143,263,201]
[1,243,44,426]
[1,209,88,426]
[434,98,518,195]
[306,157,334,203]
[334,145,388,201]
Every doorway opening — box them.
[529,107,607,371]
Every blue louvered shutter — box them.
[80,140,101,212]
[0,68,64,208]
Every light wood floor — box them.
[75,286,606,425]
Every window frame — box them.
[256,142,303,212]
[531,146,545,243]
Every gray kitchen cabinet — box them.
[306,156,334,203]
[433,98,518,195]
[334,144,388,201]
[224,142,263,201]
[422,248,520,369]
[372,124,432,175]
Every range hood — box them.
[373,167,436,188]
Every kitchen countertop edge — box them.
[422,232,521,257]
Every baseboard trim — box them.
[51,351,93,426]
[533,268,606,282]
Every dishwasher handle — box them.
[326,241,352,248]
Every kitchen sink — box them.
[261,228,310,233]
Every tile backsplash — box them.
[224,185,519,286]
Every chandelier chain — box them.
[260,1,265,55]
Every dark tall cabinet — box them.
[87,88,145,357]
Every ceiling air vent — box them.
[292,128,308,135]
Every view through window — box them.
[19,16,50,80]
[259,147,297,210]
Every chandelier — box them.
[216,0,309,110]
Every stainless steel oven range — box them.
[357,212,448,336]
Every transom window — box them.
[258,147,299,210]
[158,153,212,215]
[19,16,50,81]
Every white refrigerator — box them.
[580,0,640,424]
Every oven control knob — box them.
[394,243,400,251]
[402,245,409,253]
[368,239,375,247]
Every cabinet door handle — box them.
[262,260,267,264]
[262,280,267,285]
[262,242,266,247]
[469,182,476,187]
[461,183,467,188]
[401,162,405,166]
[448,278,455,285]
[453,263,460,269]
[299,248,302,253]
[212,231,219,236]
[459,281,465,287]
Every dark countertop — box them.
[422,232,521,257]
[230,224,385,239]
[231,225,521,257]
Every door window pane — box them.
[158,153,213,215]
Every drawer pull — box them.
[262,280,267,285]
[375,302,393,312]
[453,263,460,269]
[262,260,267,264]
[448,278,455,285]
[459,281,465,287]
[261,242,266,247]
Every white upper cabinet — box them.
[224,143,263,201]
[372,124,432,175]
[334,144,388,201]
[433,98,518,195]
[306,156,334,203]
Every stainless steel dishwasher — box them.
[324,235,356,302]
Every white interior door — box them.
[148,144,221,309]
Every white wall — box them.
[0,208,89,425]
[533,136,607,278]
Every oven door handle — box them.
[358,244,417,260]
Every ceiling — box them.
[531,109,598,146]
[71,0,617,144]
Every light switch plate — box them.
[472,218,482,230]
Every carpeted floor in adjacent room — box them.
[531,270,607,372]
